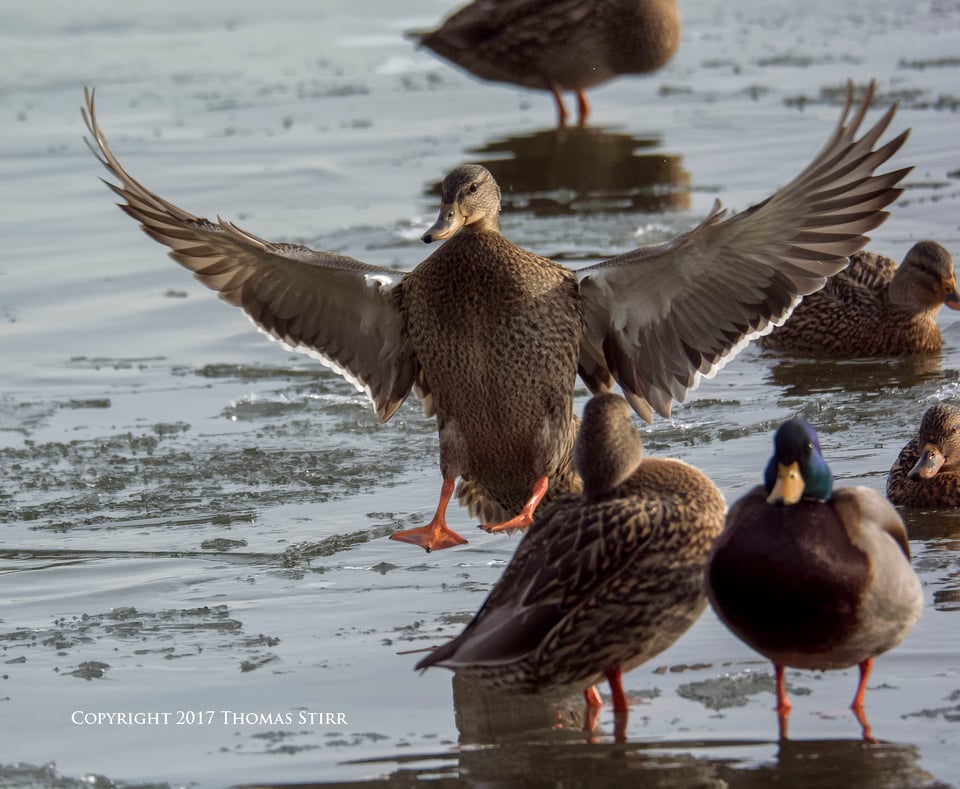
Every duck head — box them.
[422,164,501,243]
[764,418,833,505]
[575,394,644,499]
[908,402,960,481]
[890,241,960,312]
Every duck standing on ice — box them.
[707,418,923,739]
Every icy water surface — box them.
[2,0,960,786]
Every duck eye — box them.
[469,183,479,193]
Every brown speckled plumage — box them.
[413,0,680,125]
[760,241,959,357]
[888,402,960,507]
[402,224,584,521]
[416,395,726,697]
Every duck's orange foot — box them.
[480,510,535,534]
[479,476,549,534]
[390,523,467,552]
[392,478,467,552]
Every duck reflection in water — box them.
[761,738,935,789]
[765,354,943,399]
[415,395,725,742]
[436,679,936,788]
[458,126,691,217]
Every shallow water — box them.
[2,0,960,786]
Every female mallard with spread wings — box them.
[82,82,909,552]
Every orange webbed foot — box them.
[390,523,467,552]
[390,478,467,552]
[480,476,549,534]
[480,510,535,534]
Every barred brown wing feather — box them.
[83,88,417,422]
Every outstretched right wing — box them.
[83,88,419,422]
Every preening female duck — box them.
[415,394,726,732]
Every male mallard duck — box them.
[82,83,908,552]
[707,418,923,737]
[411,0,681,126]
[887,402,960,507]
[759,241,959,356]
[415,394,726,720]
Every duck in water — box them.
[707,418,923,739]
[415,394,725,734]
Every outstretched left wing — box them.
[577,81,910,421]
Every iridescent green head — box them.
[763,418,833,505]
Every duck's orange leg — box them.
[853,707,877,743]
[774,663,792,740]
[777,705,790,740]
[584,685,603,708]
[605,667,628,713]
[851,703,876,743]
[848,659,877,741]
[390,479,468,552]
[481,476,549,534]
[774,663,792,713]
[582,685,602,734]
[583,673,630,740]
[551,86,569,128]
[576,89,590,127]
[850,657,873,710]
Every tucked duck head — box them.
[422,164,501,243]
[908,402,960,481]
[764,418,833,505]
[890,241,960,313]
[574,394,644,499]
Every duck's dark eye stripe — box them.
[916,263,945,281]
